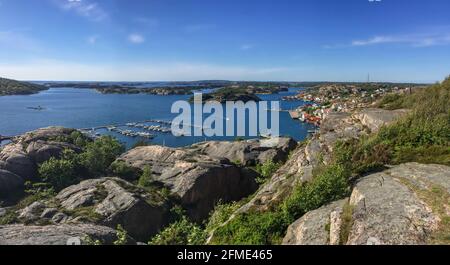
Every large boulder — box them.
[0,224,135,245]
[26,140,81,164]
[0,169,24,197]
[283,163,449,245]
[0,144,36,180]
[193,137,297,166]
[0,127,85,181]
[55,177,170,242]
[18,127,78,144]
[283,199,348,245]
[118,145,258,221]
[352,108,409,133]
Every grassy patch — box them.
[282,163,350,223]
[339,201,354,245]
[0,187,56,225]
[205,200,242,233]
[62,206,103,223]
[210,211,287,245]
[149,207,206,245]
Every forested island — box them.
[0,78,48,96]
[189,85,288,103]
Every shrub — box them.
[114,224,129,245]
[70,131,88,147]
[282,164,350,223]
[132,139,150,148]
[110,160,140,181]
[205,200,241,233]
[255,160,281,183]
[38,157,79,191]
[80,136,125,177]
[138,166,153,188]
[210,211,287,245]
[149,217,206,245]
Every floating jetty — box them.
[0,135,13,142]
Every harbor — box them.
[79,119,175,139]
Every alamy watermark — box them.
[170,93,280,138]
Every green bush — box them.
[210,211,287,245]
[282,164,350,223]
[37,137,125,191]
[110,160,140,181]
[205,200,241,233]
[255,160,281,183]
[80,136,125,177]
[114,224,129,245]
[138,166,153,188]
[38,156,79,191]
[149,217,206,245]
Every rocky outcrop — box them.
[0,224,134,245]
[193,137,297,166]
[0,127,83,183]
[0,169,24,197]
[118,145,258,221]
[26,140,81,164]
[54,177,170,242]
[283,163,450,245]
[283,199,348,245]
[0,144,36,180]
[352,108,409,133]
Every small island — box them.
[0,77,48,96]
[189,84,289,103]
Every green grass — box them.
[339,201,354,245]
[282,163,350,223]
[148,207,206,245]
[210,211,287,245]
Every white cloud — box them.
[325,31,450,48]
[0,59,300,81]
[54,0,108,21]
[128,34,145,44]
[351,36,396,46]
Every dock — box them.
[80,119,168,131]
[0,135,13,143]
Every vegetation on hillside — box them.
[0,77,47,96]
[37,135,124,192]
[208,76,450,245]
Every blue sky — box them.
[0,0,449,82]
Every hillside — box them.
[0,77,48,96]
[0,77,448,245]
[207,76,450,245]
